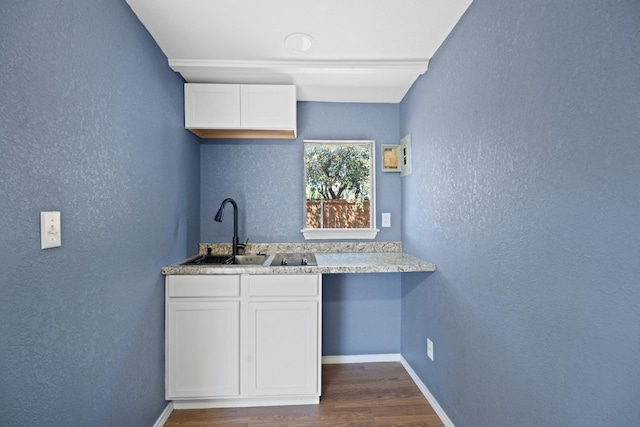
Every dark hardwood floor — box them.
[164,362,444,426]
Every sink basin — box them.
[233,254,268,265]
[270,253,317,267]
[182,254,267,266]
[182,255,230,265]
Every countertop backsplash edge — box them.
[199,241,403,255]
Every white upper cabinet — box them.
[240,85,296,130]
[184,83,297,139]
[185,84,241,129]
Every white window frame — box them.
[301,139,379,240]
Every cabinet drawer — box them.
[249,275,319,297]
[167,275,240,297]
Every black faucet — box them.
[214,198,239,256]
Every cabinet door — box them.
[240,85,296,130]
[184,83,241,128]
[166,301,240,399]
[248,301,318,396]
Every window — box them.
[302,140,378,239]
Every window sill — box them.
[301,228,380,240]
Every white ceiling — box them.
[126,0,473,103]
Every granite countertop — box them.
[162,241,436,275]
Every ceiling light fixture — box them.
[284,32,315,53]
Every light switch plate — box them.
[400,134,412,176]
[41,211,61,249]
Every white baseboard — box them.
[400,356,455,427]
[173,396,319,409]
[153,401,174,427]
[322,353,401,364]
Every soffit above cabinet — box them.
[126,0,473,103]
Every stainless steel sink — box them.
[270,253,317,267]
[182,254,268,266]
[233,254,268,265]
[182,255,230,265]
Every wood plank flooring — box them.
[164,362,444,427]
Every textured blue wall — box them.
[200,101,401,243]
[322,273,401,356]
[200,102,403,355]
[400,1,640,426]
[0,2,200,426]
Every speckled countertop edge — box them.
[162,241,436,275]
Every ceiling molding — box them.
[170,60,429,103]
[169,59,430,71]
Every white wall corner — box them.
[153,401,174,427]
[400,356,455,427]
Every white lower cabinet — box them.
[165,273,321,408]
[166,300,240,398]
[247,274,321,398]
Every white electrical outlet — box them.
[427,338,434,361]
[381,213,391,227]
[41,211,61,249]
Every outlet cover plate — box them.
[382,213,391,227]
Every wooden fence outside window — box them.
[306,199,371,229]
